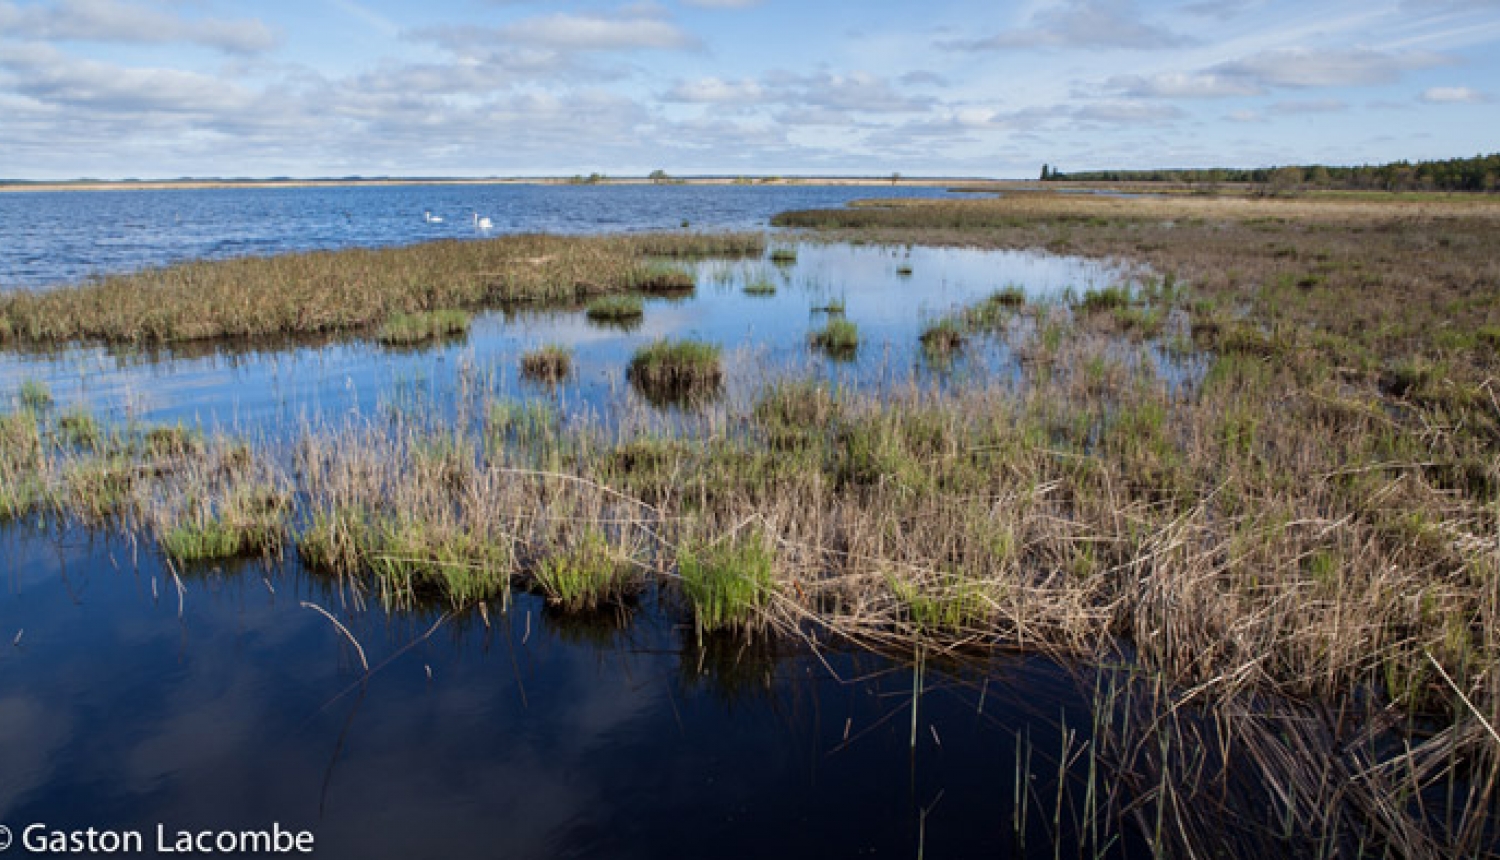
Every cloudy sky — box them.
[0,0,1495,180]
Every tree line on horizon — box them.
[1040,153,1500,192]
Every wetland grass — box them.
[0,232,762,348]
[376,309,471,346]
[627,338,724,403]
[584,294,644,323]
[742,278,777,296]
[678,532,775,635]
[810,317,859,357]
[8,189,1500,855]
[532,529,638,611]
[520,344,573,383]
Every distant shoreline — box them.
[0,176,998,193]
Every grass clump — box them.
[919,318,967,355]
[532,530,636,611]
[896,263,914,276]
[1075,285,1133,313]
[585,295,644,322]
[58,409,101,447]
[678,532,775,634]
[520,344,573,383]
[18,379,52,411]
[742,278,777,296]
[159,488,288,562]
[627,263,695,293]
[627,338,724,404]
[811,296,847,315]
[365,516,511,606]
[769,247,798,264]
[376,309,471,346]
[811,318,860,358]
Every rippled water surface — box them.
[0,183,961,289]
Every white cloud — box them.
[1212,48,1449,89]
[943,0,1189,51]
[680,0,762,6]
[0,42,253,113]
[0,0,279,54]
[663,76,767,103]
[1072,100,1184,124]
[1420,85,1487,103]
[1268,99,1348,114]
[497,10,699,52]
[1107,72,1263,98]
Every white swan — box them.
[472,212,493,232]
[424,211,444,224]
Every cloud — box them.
[662,76,767,104]
[1072,100,1184,124]
[496,9,699,52]
[1211,48,1448,89]
[1420,85,1487,103]
[1225,109,1263,123]
[899,70,949,87]
[680,0,761,6]
[942,0,1190,51]
[664,70,929,115]
[1107,72,1263,98]
[0,42,253,114]
[1268,98,1349,114]
[0,0,280,54]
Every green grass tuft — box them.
[678,533,775,633]
[627,338,724,404]
[585,295,645,322]
[533,530,636,610]
[376,309,472,346]
[811,318,860,357]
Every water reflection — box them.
[0,522,1147,859]
[0,242,1127,439]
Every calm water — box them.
[0,183,962,290]
[0,525,1139,859]
[0,187,1162,858]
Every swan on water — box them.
[472,212,493,231]
[424,211,444,223]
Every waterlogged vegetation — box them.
[5,189,1500,856]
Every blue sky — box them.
[0,0,1496,179]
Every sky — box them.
[0,0,1496,180]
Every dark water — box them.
[0,183,961,290]
[0,525,1139,859]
